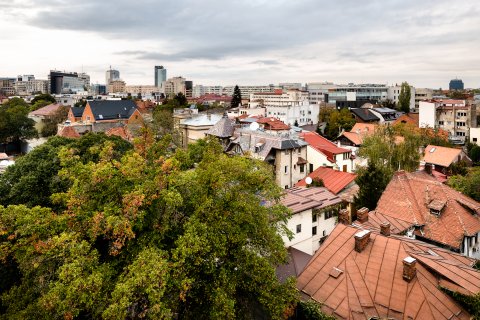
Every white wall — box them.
[419,101,436,128]
[470,128,480,145]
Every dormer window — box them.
[428,199,446,216]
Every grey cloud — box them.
[252,60,280,65]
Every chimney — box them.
[380,221,391,236]
[354,230,371,252]
[403,257,416,282]
[338,209,350,225]
[357,207,369,223]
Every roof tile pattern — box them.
[281,187,343,214]
[206,113,235,138]
[300,132,349,162]
[297,224,480,320]
[371,171,480,249]
[57,126,80,139]
[423,145,462,167]
[87,100,137,121]
[29,103,63,117]
[296,167,356,194]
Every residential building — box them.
[393,113,419,126]
[14,78,48,95]
[205,112,236,148]
[193,85,224,98]
[125,85,159,96]
[419,99,476,142]
[414,88,433,110]
[306,82,388,108]
[450,78,464,90]
[422,145,471,175]
[222,85,277,99]
[48,71,87,94]
[0,78,16,96]
[226,127,308,189]
[105,68,120,86]
[299,131,354,173]
[387,84,416,111]
[368,107,402,123]
[179,113,224,147]
[249,89,319,126]
[163,76,193,98]
[470,127,480,145]
[154,66,166,87]
[350,108,380,123]
[280,187,344,255]
[297,223,480,319]
[107,80,126,94]
[67,107,85,123]
[278,82,302,90]
[194,93,232,107]
[28,103,64,133]
[335,123,377,147]
[355,171,480,258]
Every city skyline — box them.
[1,0,479,88]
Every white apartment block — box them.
[222,85,277,99]
[14,79,48,95]
[419,99,476,142]
[125,85,159,96]
[192,85,224,98]
[306,82,387,108]
[387,85,415,111]
[249,90,319,126]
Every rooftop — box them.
[296,166,357,194]
[297,224,480,319]
[281,187,343,214]
[29,103,63,117]
[299,132,349,162]
[423,145,464,167]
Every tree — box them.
[40,106,69,137]
[174,92,188,107]
[323,108,355,140]
[448,168,480,201]
[0,100,38,148]
[0,138,298,319]
[469,145,480,164]
[31,93,56,106]
[354,161,392,210]
[398,82,411,113]
[231,85,242,108]
[0,133,132,208]
[74,99,87,108]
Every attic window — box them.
[329,267,343,279]
[98,114,103,119]
[429,147,436,153]
[428,199,446,216]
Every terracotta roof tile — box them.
[296,166,356,194]
[297,224,478,319]
[423,145,463,167]
[29,103,63,117]
[299,132,350,162]
[57,126,80,139]
[358,171,480,250]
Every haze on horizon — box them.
[1,0,479,88]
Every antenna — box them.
[249,122,260,131]
[305,177,313,185]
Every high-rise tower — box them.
[154,66,167,87]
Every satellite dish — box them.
[249,122,260,131]
[305,177,313,185]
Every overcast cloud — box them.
[0,0,479,87]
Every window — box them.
[284,165,288,174]
[285,185,289,189]
[312,226,317,235]
[324,208,338,219]
[457,122,466,127]
[300,165,305,173]
[312,214,317,222]
[323,230,327,237]
[438,121,444,125]
[309,163,314,173]
[457,132,466,137]
[86,116,91,121]
[296,224,302,233]
[474,138,478,142]
[343,152,350,160]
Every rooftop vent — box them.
[329,267,344,279]
[428,199,446,216]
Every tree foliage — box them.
[322,108,355,140]
[31,94,56,106]
[0,138,298,319]
[0,99,38,146]
[231,85,242,108]
[398,82,411,113]
[354,161,392,210]
[448,167,480,201]
[40,106,69,137]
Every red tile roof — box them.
[29,103,63,117]
[364,171,480,250]
[393,113,420,126]
[423,145,463,167]
[296,167,356,194]
[256,117,290,130]
[105,126,132,141]
[300,132,350,162]
[57,126,80,139]
[297,224,479,320]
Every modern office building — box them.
[48,71,87,94]
[105,68,120,86]
[91,84,107,95]
[449,79,464,90]
[154,66,167,87]
[0,78,15,96]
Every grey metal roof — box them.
[206,113,235,138]
[351,108,379,122]
[87,100,137,121]
[71,107,85,117]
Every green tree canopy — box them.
[322,108,355,140]
[231,85,242,108]
[40,106,69,137]
[354,161,392,210]
[398,82,411,113]
[31,93,56,106]
[448,167,480,201]
[0,100,38,147]
[0,138,298,319]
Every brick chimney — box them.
[380,221,391,236]
[338,209,350,225]
[403,257,416,282]
[357,207,369,223]
[354,230,371,252]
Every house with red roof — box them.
[299,131,354,173]
[281,187,344,254]
[297,223,480,319]
[354,171,480,258]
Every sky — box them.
[1,0,479,88]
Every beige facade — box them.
[163,76,192,98]
[414,88,433,110]
[274,147,308,189]
[125,85,158,96]
[107,80,126,93]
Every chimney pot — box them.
[403,256,417,282]
[357,207,369,223]
[354,230,371,252]
[380,221,391,236]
